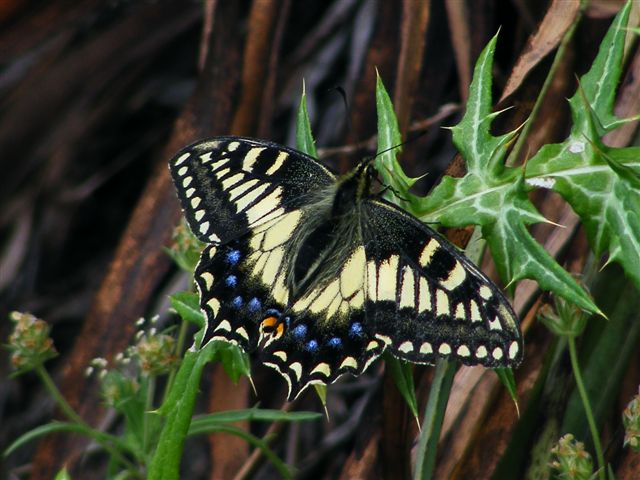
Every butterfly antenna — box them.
[362,130,429,168]
[328,85,352,134]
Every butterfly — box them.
[169,136,522,400]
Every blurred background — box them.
[1,1,639,478]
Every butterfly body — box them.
[170,136,522,399]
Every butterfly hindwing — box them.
[361,199,522,366]
[169,137,335,245]
[194,207,383,399]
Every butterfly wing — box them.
[254,195,523,399]
[193,203,382,400]
[170,137,336,354]
[169,136,336,244]
[360,199,523,367]
[257,241,385,399]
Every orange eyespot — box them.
[275,323,285,337]
[261,316,278,330]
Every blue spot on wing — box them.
[305,339,319,352]
[226,250,241,265]
[328,337,342,348]
[225,275,238,288]
[231,296,243,308]
[248,297,261,312]
[292,324,307,339]
[349,322,363,338]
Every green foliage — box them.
[416,32,599,315]
[165,222,206,273]
[169,291,204,329]
[527,2,640,291]
[384,353,419,424]
[296,79,317,158]
[417,3,639,313]
[549,434,594,480]
[4,307,316,479]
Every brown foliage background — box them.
[1,0,639,478]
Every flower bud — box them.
[7,311,57,373]
[549,433,593,479]
[623,387,640,452]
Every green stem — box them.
[163,317,190,401]
[567,336,605,480]
[413,358,457,480]
[507,0,587,166]
[143,376,156,455]
[148,346,213,480]
[36,365,86,426]
[35,365,141,476]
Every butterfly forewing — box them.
[169,136,522,400]
[169,137,335,245]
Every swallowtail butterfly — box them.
[169,137,522,399]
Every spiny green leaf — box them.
[568,1,632,133]
[483,196,599,314]
[375,71,421,210]
[416,30,600,314]
[296,79,317,158]
[449,32,518,178]
[526,3,640,291]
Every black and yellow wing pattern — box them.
[169,136,522,399]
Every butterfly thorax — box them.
[331,160,375,216]
[288,162,373,300]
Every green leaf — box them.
[414,359,457,480]
[495,367,519,414]
[169,291,204,329]
[567,1,632,133]
[149,346,214,480]
[190,423,293,479]
[375,71,420,210]
[449,32,519,179]
[526,3,640,291]
[189,408,321,430]
[313,383,328,411]
[54,467,72,480]
[416,32,600,314]
[296,79,317,158]
[211,341,251,384]
[4,421,87,457]
[384,353,419,424]
[3,420,132,461]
